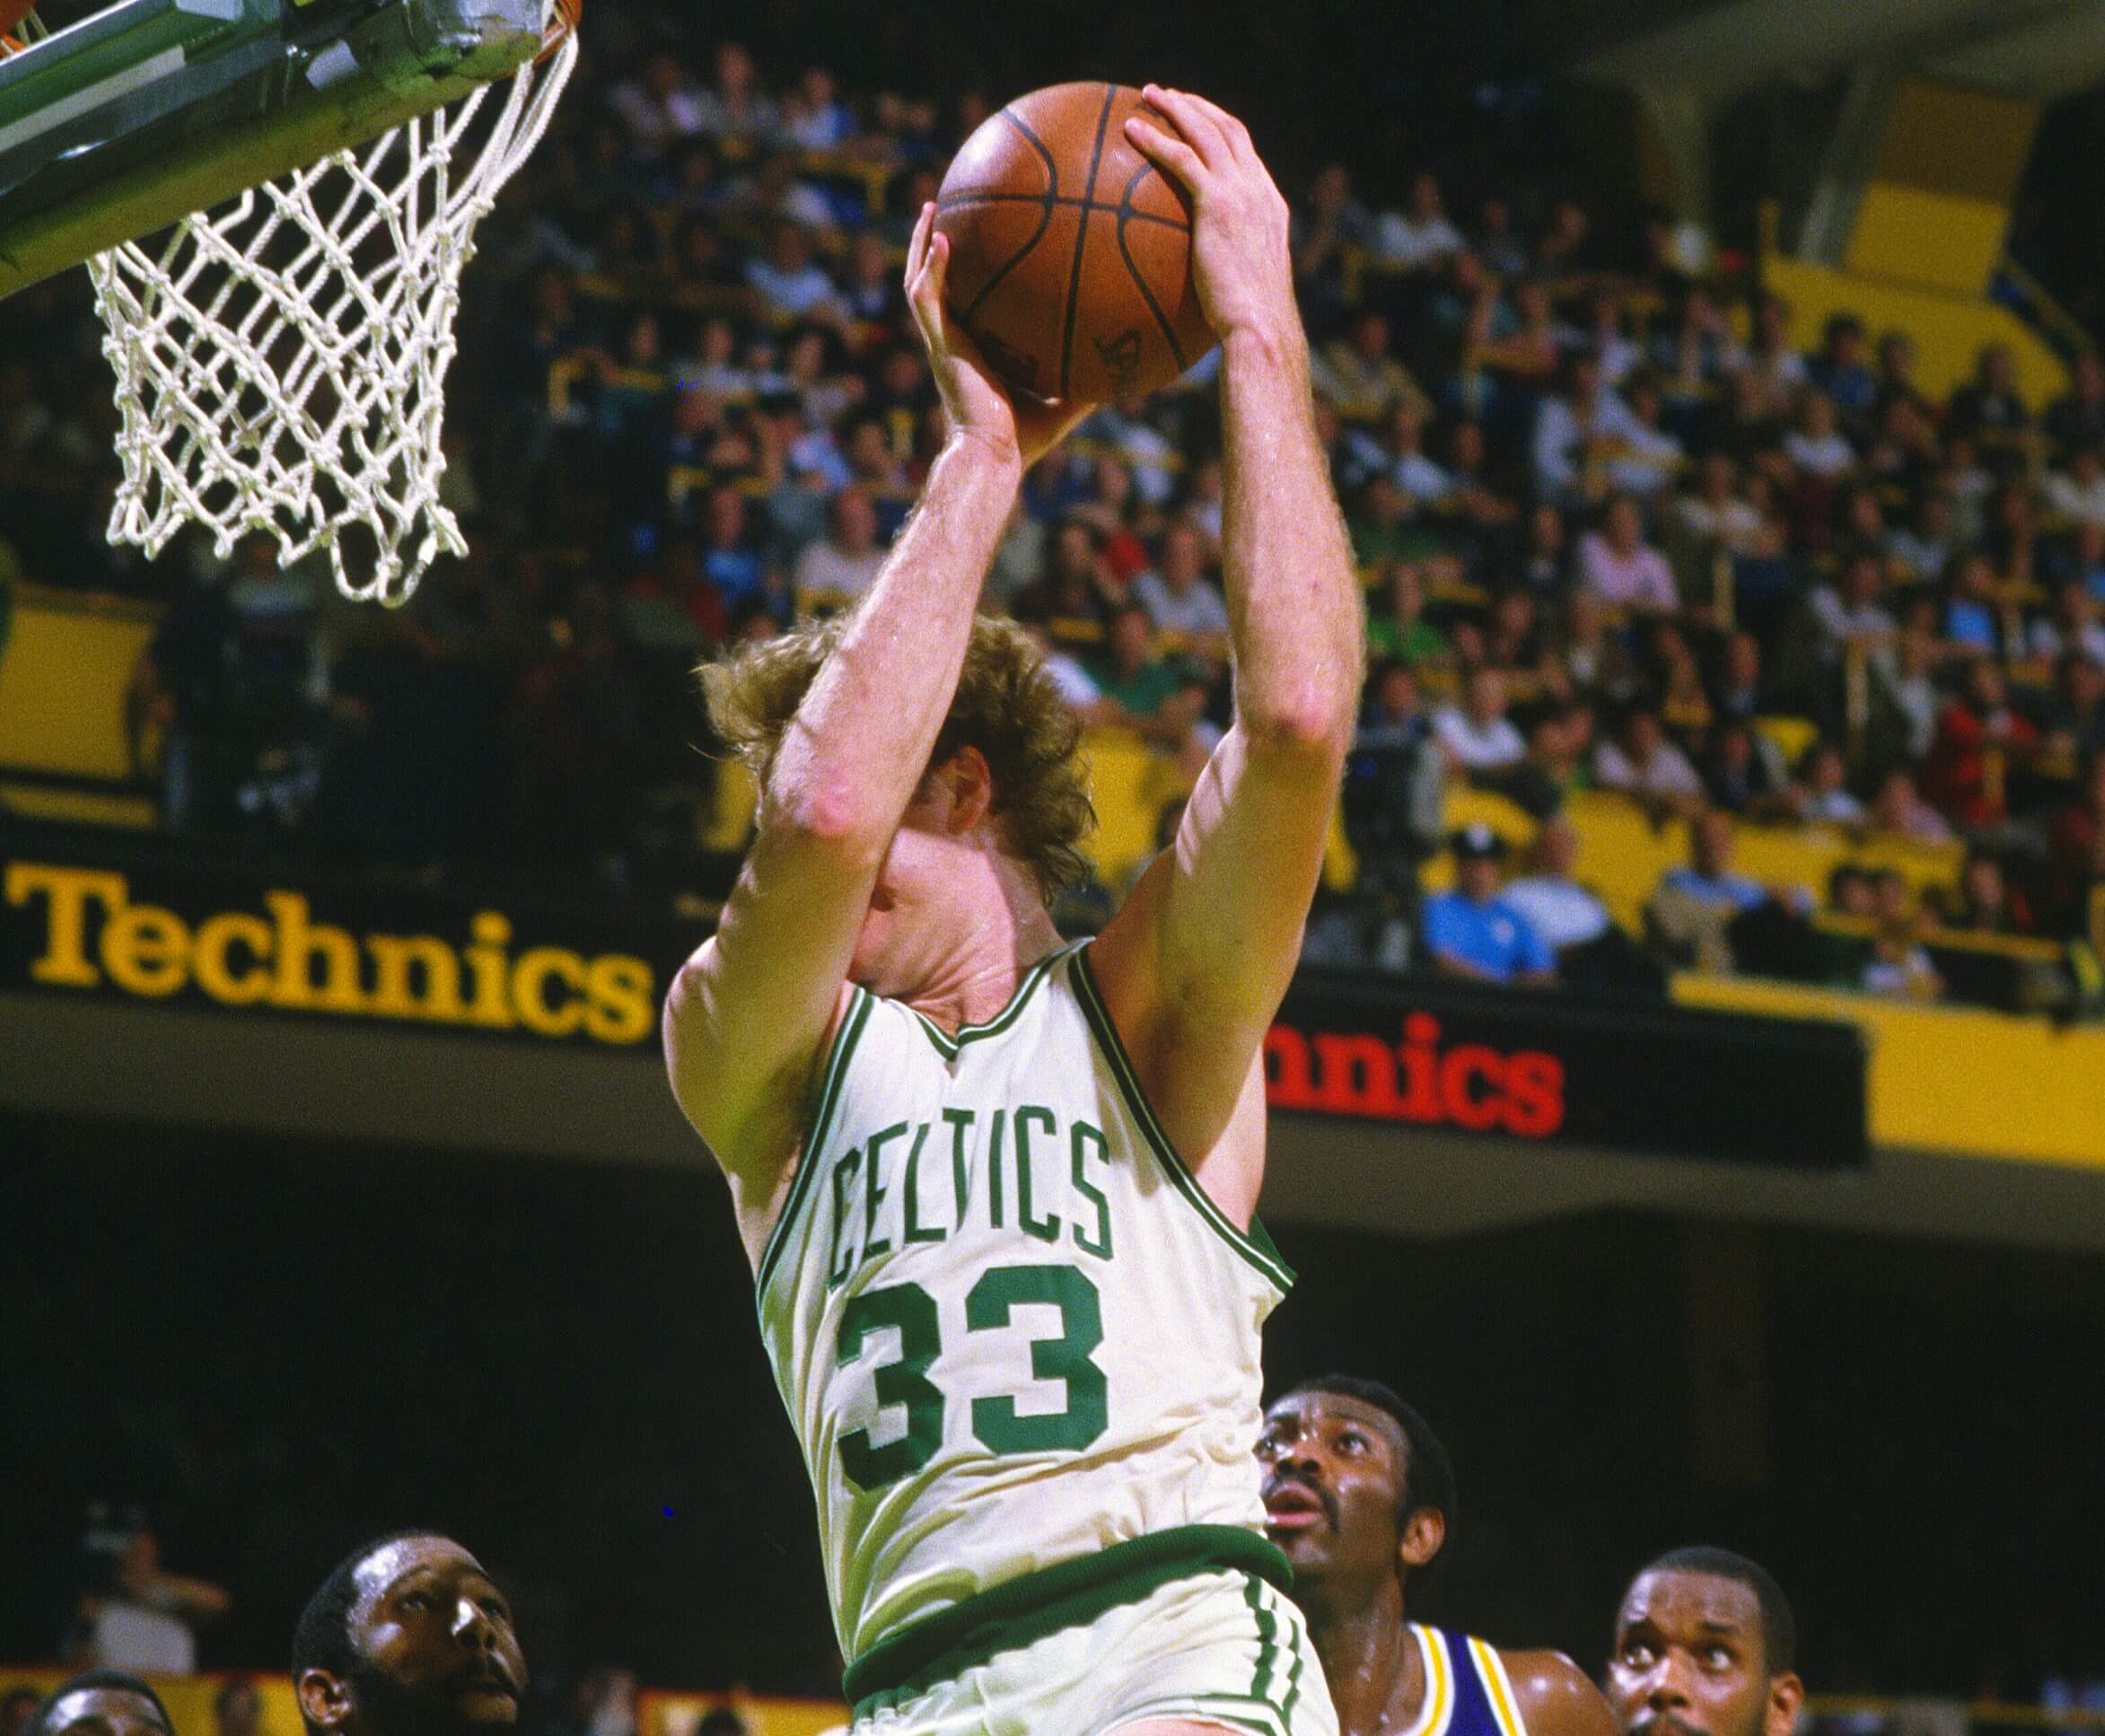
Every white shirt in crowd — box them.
[1133,570,1231,639]
[1593,737,1705,800]
[1432,705,1527,771]
[1371,210,1464,268]
[793,539,886,606]
[1502,876,1611,951]
[2045,468,2105,529]
[1042,648,1102,709]
[91,1600,196,1676]
[1783,428,1857,478]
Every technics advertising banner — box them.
[3,844,1866,1170]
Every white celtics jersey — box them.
[756,939,1294,1667]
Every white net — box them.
[86,22,579,607]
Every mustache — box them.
[1631,1717,1705,1736]
[445,1663,519,1701]
[1262,1473,1338,1528]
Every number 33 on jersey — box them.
[757,940,1294,1667]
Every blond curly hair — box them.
[700,612,1097,899]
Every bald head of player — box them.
[1259,1377,1615,1736]
[1606,1548,1802,1736]
[293,1533,526,1736]
[29,1674,174,1736]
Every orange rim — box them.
[536,0,580,64]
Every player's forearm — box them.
[1217,323,1363,750]
[770,437,1019,845]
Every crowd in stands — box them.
[1,24,2101,1014]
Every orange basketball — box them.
[934,82,1215,406]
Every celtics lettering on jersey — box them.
[756,942,1294,1665]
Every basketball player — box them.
[1258,1377,1618,1736]
[292,1533,526,1736]
[27,1674,174,1736]
[663,85,1361,1736]
[1604,1550,1802,1736]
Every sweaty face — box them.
[39,1690,170,1736]
[343,1538,527,1736]
[1607,1571,1779,1736]
[1254,1393,1412,1586]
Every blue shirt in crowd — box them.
[1420,890,1554,980]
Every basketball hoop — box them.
[83,0,582,606]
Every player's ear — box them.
[1398,1504,1445,1574]
[1762,1672,1803,1736]
[939,744,994,835]
[297,1670,355,1736]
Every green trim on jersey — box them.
[1069,945,1295,1292]
[755,987,873,1299]
[904,941,1082,1059]
[843,1523,1292,1717]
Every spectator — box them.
[609,52,706,152]
[690,42,781,145]
[1805,313,1875,419]
[2047,750,2105,932]
[1649,807,1812,973]
[784,66,853,150]
[1083,602,1208,765]
[1342,660,1444,895]
[1365,559,1451,666]
[1924,659,2040,829]
[1502,815,1611,954]
[214,1681,265,1736]
[1532,351,1639,499]
[1517,502,1571,596]
[1292,162,1373,294]
[1011,520,1114,641]
[2044,445,2105,529]
[1311,311,1432,425]
[2046,352,2105,455]
[1745,293,1810,396]
[1710,628,1768,725]
[1604,374,1685,499]
[1867,768,1955,843]
[1790,739,1865,826]
[1345,402,1452,504]
[2047,648,2105,758]
[698,487,771,618]
[1419,824,1556,986]
[1806,549,1897,671]
[1595,706,1705,809]
[1890,490,1959,583]
[4,1691,42,1736]
[744,224,844,323]
[1133,522,1231,646]
[1948,343,2030,440]
[1373,171,1465,269]
[791,487,886,614]
[1433,666,1527,774]
[1668,453,1767,589]
[1702,719,1790,820]
[1862,903,1943,999]
[1934,847,2024,934]
[1940,549,2019,662]
[2028,580,2105,668]
[77,1525,229,1675]
[1547,585,1638,704]
[1505,815,1666,992]
[1578,494,1678,613]
[1783,391,1856,480]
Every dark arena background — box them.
[5,3,2105,1736]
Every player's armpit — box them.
[1503,1650,1620,1736]
[662,805,875,1197]
[1089,713,1346,1222]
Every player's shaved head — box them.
[294,1533,525,1736]
[1608,1547,1802,1736]
[30,1674,173,1736]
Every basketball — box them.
[934,82,1215,406]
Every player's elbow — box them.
[768,776,892,866]
[1241,686,1356,763]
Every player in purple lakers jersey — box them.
[1257,1377,1618,1736]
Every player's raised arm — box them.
[1094,87,1363,1219]
[663,207,1080,1243]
